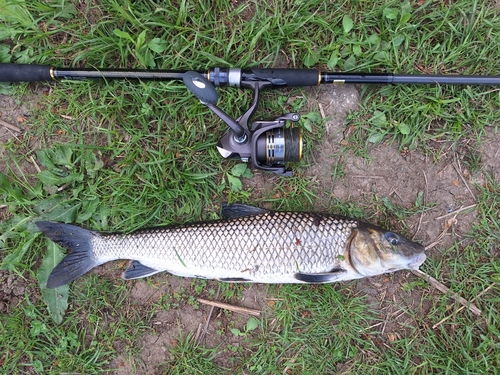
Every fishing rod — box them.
[2,63,500,176]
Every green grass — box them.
[1,0,500,374]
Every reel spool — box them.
[255,127,302,165]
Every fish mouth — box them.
[408,253,426,269]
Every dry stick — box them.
[350,175,384,179]
[196,286,221,345]
[414,170,428,240]
[283,344,306,375]
[434,204,477,220]
[411,269,482,316]
[0,118,22,132]
[432,282,496,329]
[197,298,261,317]
[424,223,451,251]
[419,195,481,316]
[318,103,326,119]
[198,304,215,344]
[29,155,41,173]
[193,323,203,344]
[452,161,476,202]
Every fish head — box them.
[348,223,426,277]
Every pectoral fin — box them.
[122,260,161,280]
[294,268,346,283]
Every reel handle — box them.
[182,71,218,104]
[183,71,247,142]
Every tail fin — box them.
[36,221,100,288]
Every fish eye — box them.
[385,232,400,246]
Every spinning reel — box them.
[183,71,303,176]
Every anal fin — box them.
[122,260,161,280]
[294,268,346,283]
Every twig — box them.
[197,286,220,345]
[411,269,482,316]
[338,361,356,375]
[197,298,261,317]
[197,304,215,345]
[452,162,476,201]
[57,183,70,192]
[432,282,496,329]
[318,103,325,119]
[414,170,428,239]
[283,344,306,374]
[29,155,41,173]
[350,175,384,179]
[390,188,404,202]
[0,118,22,133]
[424,223,452,251]
[193,323,203,344]
[424,241,441,252]
[434,204,477,220]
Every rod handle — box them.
[0,63,54,82]
[243,68,320,87]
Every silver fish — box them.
[36,204,426,288]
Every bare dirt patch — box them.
[0,270,30,313]
[107,277,267,374]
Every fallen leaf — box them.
[444,217,458,230]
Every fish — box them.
[36,203,426,288]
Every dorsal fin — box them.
[221,203,269,219]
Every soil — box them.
[1,81,499,373]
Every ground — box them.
[1,79,498,373]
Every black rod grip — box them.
[242,68,319,87]
[0,63,53,82]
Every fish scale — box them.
[91,212,355,280]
